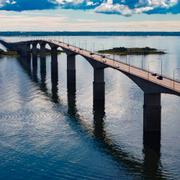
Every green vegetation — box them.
[98,47,166,55]
[0,48,63,56]
[0,49,18,56]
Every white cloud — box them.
[95,0,180,16]
[95,3,132,16]
[0,0,179,16]
[147,0,178,8]
[0,0,16,6]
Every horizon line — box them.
[0,31,180,36]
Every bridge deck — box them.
[1,38,180,94]
[48,39,180,94]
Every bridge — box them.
[1,38,180,152]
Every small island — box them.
[98,47,166,55]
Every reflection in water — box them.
[18,54,31,77]
[18,53,170,179]
[142,93,162,179]
[67,70,77,116]
[25,54,31,75]
[92,91,164,179]
[32,53,38,82]
[143,147,162,179]
[93,98,105,140]
[40,55,47,92]
[51,53,59,103]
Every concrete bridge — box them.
[1,38,180,152]
[16,46,166,179]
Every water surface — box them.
[0,36,180,179]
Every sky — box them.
[0,0,180,31]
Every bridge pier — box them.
[51,47,58,102]
[18,44,31,72]
[19,44,31,58]
[40,43,46,55]
[32,42,38,53]
[67,54,76,115]
[40,43,46,75]
[25,54,31,75]
[93,68,105,113]
[32,49,38,82]
[93,88,105,140]
[143,93,161,152]
[40,45,47,91]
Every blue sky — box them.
[0,0,180,31]
[0,0,180,15]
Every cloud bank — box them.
[0,0,180,16]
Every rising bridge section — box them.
[50,39,180,95]
[1,38,180,152]
[2,38,179,95]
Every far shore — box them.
[0,49,63,56]
[0,49,18,56]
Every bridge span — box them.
[1,38,180,151]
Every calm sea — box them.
[0,36,180,179]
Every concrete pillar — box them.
[19,44,31,58]
[67,54,76,84]
[32,43,38,54]
[32,51,38,82]
[93,68,105,112]
[25,44,31,75]
[67,54,76,115]
[51,47,58,102]
[143,93,161,152]
[40,43,46,56]
[25,53,31,75]
[40,51,47,91]
[93,100,105,140]
[93,68,105,140]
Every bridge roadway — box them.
[1,38,180,95]
[17,43,167,179]
[49,39,180,95]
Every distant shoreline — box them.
[0,31,180,36]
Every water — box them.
[0,36,180,179]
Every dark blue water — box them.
[0,36,180,179]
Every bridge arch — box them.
[29,44,33,50]
[36,43,41,50]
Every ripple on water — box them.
[1,38,180,180]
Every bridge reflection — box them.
[1,38,168,153]
[40,54,47,92]
[17,51,169,179]
[51,49,59,103]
